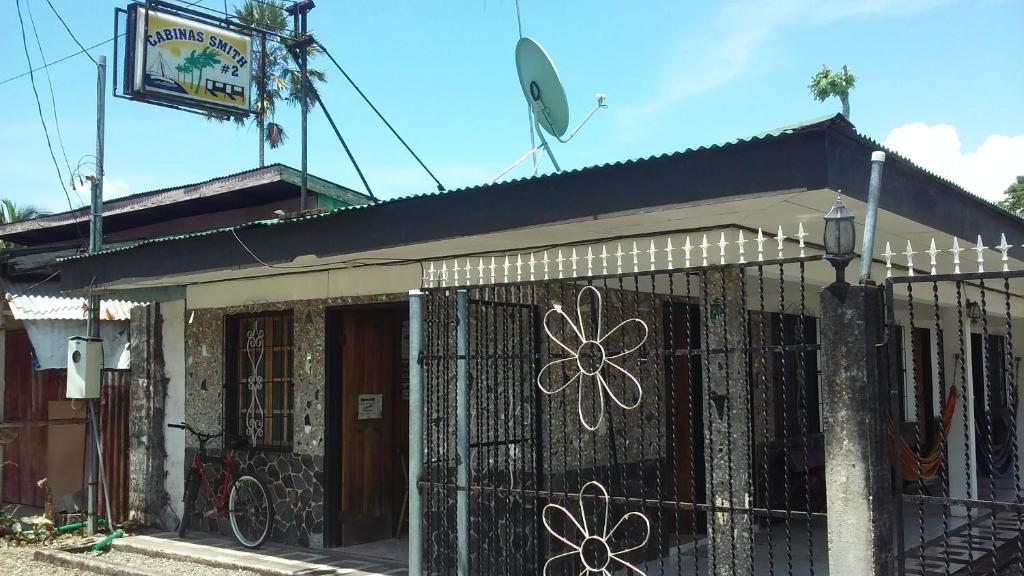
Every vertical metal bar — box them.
[908,283,927,573]
[1004,278,1023,573]
[684,273,701,576]
[859,151,887,282]
[955,281,975,576]
[886,283,907,576]
[757,264,776,576]
[297,7,309,210]
[456,290,470,576]
[86,54,107,537]
[979,280,999,575]
[932,280,952,576]
[408,290,424,576]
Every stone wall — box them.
[181,292,405,548]
[128,303,174,527]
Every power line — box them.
[0,0,211,87]
[44,0,97,65]
[0,36,115,87]
[14,0,84,241]
[311,90,375,200]
[26,0,75,186]
[316,40,446,192]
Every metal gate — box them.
[417,232,827,575]
[886,270,1024,576]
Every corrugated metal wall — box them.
[2,328,131,521]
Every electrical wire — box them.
[310,91,375,200]
[0,0,209,87]
[44,0,97,64]
[0,36,116,87]
[514,0,538,175]
[283,46,376,199]
[3,270,61,300]
[14,0,84,243]
[315,41,446,192]
[26,0,75,186]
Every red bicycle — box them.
[169,422,274,548]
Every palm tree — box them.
[809,64,857,119]
[191,48,222,95]
[232,0,327,166]
[0,199,48,248]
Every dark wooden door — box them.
[664,304,705,540]
[340,310,396,545]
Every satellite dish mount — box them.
[492,37,607,182]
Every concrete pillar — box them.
[127,303,173,527]
[703,269,752,576]
[942,305,978,512]
[820,282,893,576]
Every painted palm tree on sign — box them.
[809,64,857,119]
[188,48,222,95]
[226,0,327,166]
[0,199,47,248]
[175,62,191,85]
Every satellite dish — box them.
[491,36,606,183]
[516,37,569,139]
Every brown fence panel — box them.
[100,370,130,523]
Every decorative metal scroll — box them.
[537,285,649,431]
[542,481,651,575]
[244,322,265,445]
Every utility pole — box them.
[285,0,314,211]
[85,54,106,536]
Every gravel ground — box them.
[1,543,265,576]
[0,543,90,576]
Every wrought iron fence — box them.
[418,229,828,575]
[886,269,1024,576]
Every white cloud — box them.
[72,177,132,205]
[882,123,1024,202]
[616,0,956,136]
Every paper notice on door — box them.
[357,394,384,420]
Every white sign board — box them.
[357,394,383,420]
[128,4,252,115]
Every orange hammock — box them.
[887,386,959,482]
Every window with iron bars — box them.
[224,311,295,450]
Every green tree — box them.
[809,64,857,119]
[997,176,1024,216]
[0,199,47,248]
[232,0,326,166]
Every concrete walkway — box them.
[114,532,408,576]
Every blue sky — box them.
[1,0,1022,213]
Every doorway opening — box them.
[324,304,409,550]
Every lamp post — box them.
[824,194,856,285]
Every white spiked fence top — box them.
[422,226,820,288]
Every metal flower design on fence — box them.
[537,285,649,431]
[542,481,650,575]
[245,322,265,444]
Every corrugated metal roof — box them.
[56,115,850,262]
[5,294,141,321]
[62,113,1017,263]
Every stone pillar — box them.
[127,303,173,527]
[703,269,752,576]
[821,282,893,576]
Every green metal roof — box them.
[60,113,1016,263]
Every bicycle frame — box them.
[190,450,238,518]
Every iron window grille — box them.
[225,311,295,450]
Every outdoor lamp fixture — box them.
[823,194,856,284]
[966,300,982,323]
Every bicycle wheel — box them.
[179,469,199,538]
[228,475,273,548]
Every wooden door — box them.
[340,310,396,545]
[664,304,705,540]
